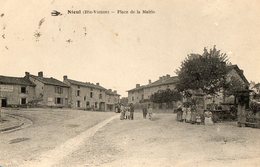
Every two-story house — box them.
[127,74,178,104]
[0,75,35,107]
[26,72,70,108]
[105,89,120,111]
[63,76,107,111]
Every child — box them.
[125,107,130,120]
[195,113,202,125]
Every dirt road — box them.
[1,109,260,167]
[58,113,260,167]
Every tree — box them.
[176,46,229,95]
[150,89,182,106]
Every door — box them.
[1,99,7,107]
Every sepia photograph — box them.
[0,0,260,166]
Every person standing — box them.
[190,105,197,124]
[130,103,135,120]
[142,104,148,119]
[120,104,125,120]
[148,104,153,120]
[176,105,183,122]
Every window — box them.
[21,87,26,93]
[90,92,93,98]
[95,102,98,108]
[55,87,63,94]
[99,93,102,99]
[77,90,80,96]
[55,98,63,104]
[84,96,86,101]
[78,85,80,89]
[132,96,134,101]
[21,98,26,104]
[86,101,90,106]
[77,100,81,107]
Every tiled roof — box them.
[127,85,146,92]
[127,76,178,92]
[30,75,69,87]
[227,65,249,85]
[66,79,106,90]
[105,90,120,96]
[146,76,179,88]
[0,75,35,86]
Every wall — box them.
[0,84,35,106]
[69,84,106,110]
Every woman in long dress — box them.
[191,105,197,124]
[120,105,125,120]
[204,110,214,125]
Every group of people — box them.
[176,104,214,125]
[120,104,135,120]
[119,103,154,120]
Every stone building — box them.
[127,65,249,109]
[0,75,35,107]
[26,72,70,108]
[105,89,120,111]
[127,74,178,104]
[63,76,113,111]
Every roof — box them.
[127,76,178,92]
[0,75,35,86]
[227,65,249,85]
[127,85,146,92]
[105,90,120,96]
[146,76,179,88]
[66,79,106,90]
[29,75,69,87]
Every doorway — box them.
[1,99,7,107]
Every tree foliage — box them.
[176,46,229,95]
[150,89,182,103]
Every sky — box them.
[1,0,260,97]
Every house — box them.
[105,89,120,111]
[127,74,178,104]
[127,65,249,109]
[26,72,70,108]
[0,75,35,107]
[63,76,109,111]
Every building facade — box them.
[26,72,70,108]
[127,65,249,109]
[63,76,120,111]
[0,75,35,107]
[127,74,178,104]
[105,89,120,111]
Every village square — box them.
[1,0,260,166]
[1,45,260,167]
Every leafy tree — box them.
[176,46,229,95]
[150,89,182,104]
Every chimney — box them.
[38,71,43,77]
[113,90,117,94]
[25,72,30,79]
[136,84,140,88]
[240,70,244,74]
[108,89,112,92]
[96,83,100,86]
[63,75,68,80]
[149,79,152,84]
[159,77,162,80]
[166,74,170,78]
